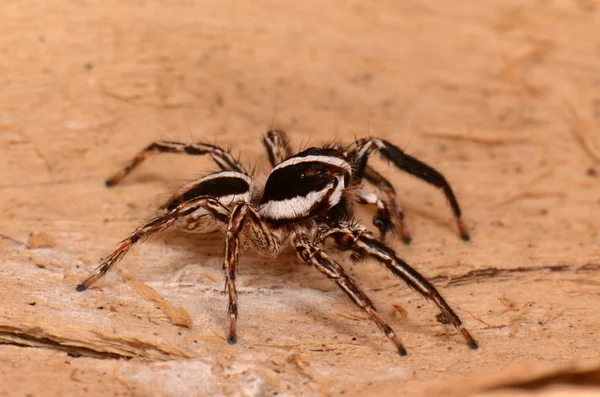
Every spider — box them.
[76,130,477,355]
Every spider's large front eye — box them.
[259,151,352,223]
[298,170,322,181]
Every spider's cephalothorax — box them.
[260,148,353,224]
[76,131,477,356]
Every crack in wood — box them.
[0,329,132,360]
[430,263,599,287]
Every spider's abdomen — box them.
[259,148,351,223]
[165,171,254,211]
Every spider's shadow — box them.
[157,228,321,290]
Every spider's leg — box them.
[294,234,407,355]
[75,197,229,291]
[262,129,292,167]
[106,141,247,187]
[351,138,469,241]
[322,226,478,350]
[362,166,411,244]
[224,203,282,344]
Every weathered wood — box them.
[1,0,599,395]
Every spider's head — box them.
[259,148,351,223]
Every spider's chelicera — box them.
[76,130,477,356]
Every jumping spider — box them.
[76,130,477,355]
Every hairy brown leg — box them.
[321,226,478,350]
[294,233,407,355]
[106,140,247,187]
[224,203,282,344]
[351,138,470,241]
[76,197,229,291]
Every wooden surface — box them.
[1,0,600,396]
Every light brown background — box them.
[1,0,599,396]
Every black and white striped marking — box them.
[166,171,255,211]
[259,151,352,222]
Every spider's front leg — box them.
[75,197,229,291]
[105,140,247,187]
[351,138,470,241]
[294,233,408,355]
[224,202,282,344]
[321,225,478,350]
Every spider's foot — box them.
[105,171,126,188]
[460,327,478,350]
[75,273,100,292]
[457,218,470,241]
[398,219,411,245]
[227,335,237,345]
[398,347,408,356]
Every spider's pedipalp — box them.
[356,190,393,241]
[351,138,469,241]
[362,166,411,243]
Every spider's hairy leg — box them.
[352,138,470,241]
[75,197,229,291]
[262,129,292,167]
[105,140,247,187]
[362,166,411,244]
[322,226,478,350]
[224,203,282,344]
[294,234,407,355]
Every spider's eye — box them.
[298,170,321,180]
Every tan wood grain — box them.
[1,0,599,396]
